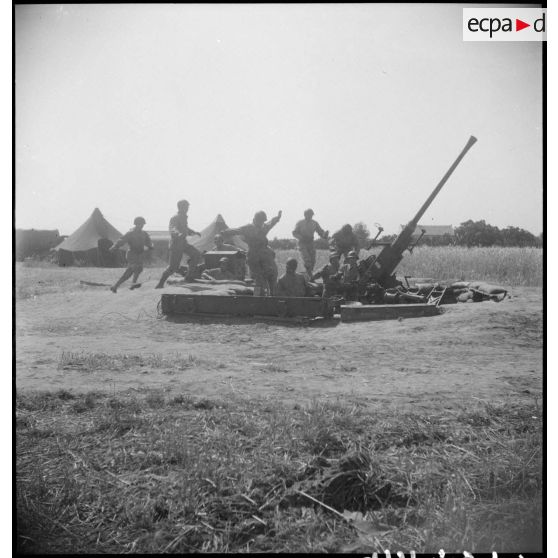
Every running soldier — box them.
[222,210,282,296]
[109,216,153,292]
[155,200,202,288]
[292,209,329,276]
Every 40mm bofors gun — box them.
[362,135,477,289]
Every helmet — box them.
[177,199,190,209]
[253,211,267,223]
[329,253,340,262]
[304,208,314,218]
[214,233,223,241]
[347,251,358,259]
[219,257,230,263]
[134,216,146,225]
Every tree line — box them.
[269,220,542,249]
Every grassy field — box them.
[15,248,543,553]
[276,247,542,287]
[16,390,542,554]
[16,246,542,300]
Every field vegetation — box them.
[16,390,541,554]
[16,246,542,300]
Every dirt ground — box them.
[15,271,542,411]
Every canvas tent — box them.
[148,214,247,262]
[15,229,63,261]
[56,208,125,267]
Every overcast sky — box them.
[15,3,543,238]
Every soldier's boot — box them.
[111,268,134,293]
[155,269,173,289]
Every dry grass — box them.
[57,351,222,372]
[16,391,542,554]
[16,245,541,301]
[276,247,542,287]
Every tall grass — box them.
[16,390,542,554]
[275,247,542,287]
[16,246,542,299]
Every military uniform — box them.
[339,262,361,301]
[292,218,328,275]
[158,213,201,284]
[113,229,153,271]
[225,216,280,295]
[312,263,341,299]
[330,229,359,260]
[276,272,309,297]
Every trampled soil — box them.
[15,272,543,410]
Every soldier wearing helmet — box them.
[329,224,359,262]
[109,216,153,292]
[292,208,329,277]
[276,257,311,297]
[221,209,282,296]
[339,250,361,301]
[156,200,202,288]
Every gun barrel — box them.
[372,135,477,286]
[410,135,477,228]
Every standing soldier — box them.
[292,209,329,277]
[329,224,360,261]
[222,210,282,296]
[109,216,153,292]
[155,200,202,288]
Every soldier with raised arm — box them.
[292,208,329,277]
[155,200,202,288]
[222,210,282,296]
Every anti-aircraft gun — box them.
[360,135,477,290]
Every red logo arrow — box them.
[516,18,530,31]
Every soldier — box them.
[213,233,239,252]
[276,258,311,297]
[292,209,329,276]
[109,216,153,292]
[156,200,202,288]
[201,257,237,281]
[329,224,359,261]
[339,250,361,301]
[311,253,342,317]
[214,233,247,280]
[222,210,282,296]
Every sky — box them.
[15,3,543,237]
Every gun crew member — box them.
[292,209,329,277]
[222,210,282,296]
[276,258,312,297]
[213,233,247,280]
[329,224,359,262]
[156,200,202,288]
[109,216,153,293]
[339,250,361,301]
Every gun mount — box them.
[366,135,477,287]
